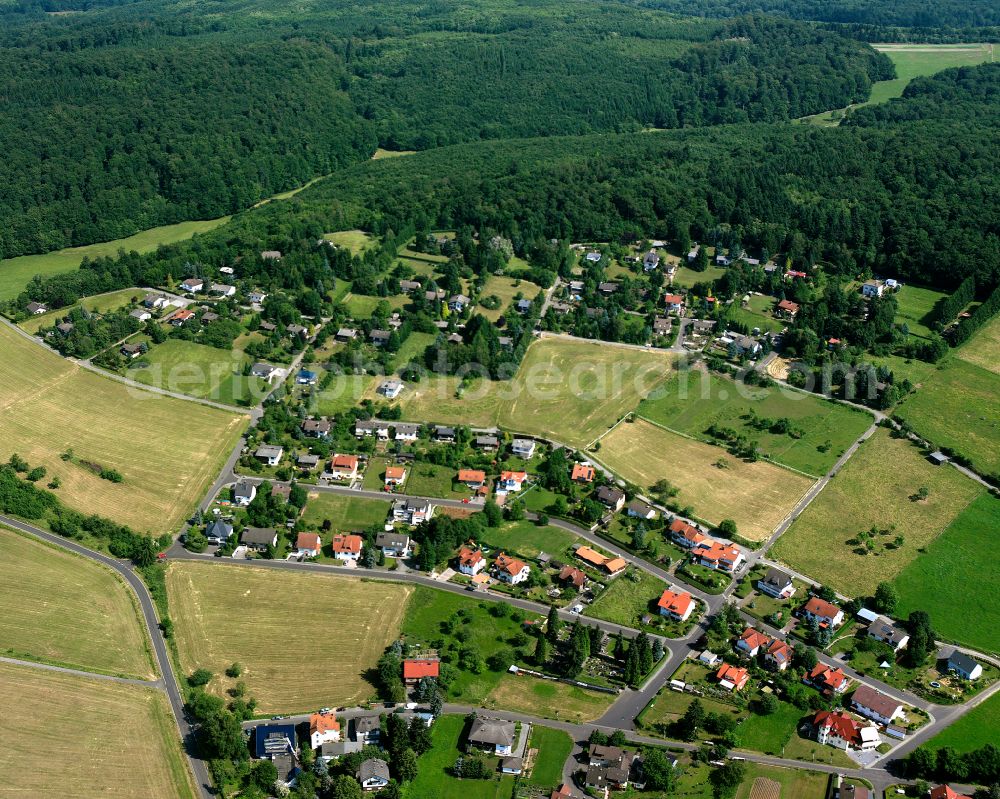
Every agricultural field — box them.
[925,692,1000,753]
[894,493,1000,653]
[299,492,392,531]
[0,217,230,302]
[956,311,1000,376]
[0,527,155,679]
[893,285,948,339]
[477,275,543,322]
[893,357,1000,476]
[166,562,409,712]
[733,764,831,799]
[478,519,580,558]
[0,661,195,799]
[323,229,376,254]
[637,367,873,476]
[597,419,813,541]
[484,675,613,723]
[526,726,574,787]
[772,429,984,596]
[0,324,246,533]
[19,288,143,334]
[398,338,674,447]
[584,570,669,629]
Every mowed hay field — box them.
[0,528,155,678]
[597,419,813,540]
[956,312,1000,376]
[0,661,195,799]
[0,324,247,533]
[166,562,410,712]
[773,429,984,596]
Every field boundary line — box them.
[587,412,633,451]
[0,655,162,688]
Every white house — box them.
[457,547,485,576]
[947,651,983,680]
[180,278,204,293]
[393,423,420,442]
[255,445,284,466]
[357,759,390,792]
[295,532,323,559]
[493,553,530,585]
[326,454,359,481]
[233,479,257,506]
[211,283,236,297]
[497,471,527,492]
[331,534,363,561]
[130,308,152,322]
[657,589,694,622]
[862,280,885,298]
[393,499,432,526]
[868,617,910,651]
[309,714,341,749]
[511,438,536,459]
[375,532,411,557]
[377,380,404,399]
[802,596,845,628]
[851,685,904,726]
[757,567,795,599]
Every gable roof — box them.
[296,532,322,551]
[241,527,276,546]
[494,552,527,576]
[739,627,771,651]
[658,589,694,616]
[669,517,705,545]
[571,463,595,481]
[559,565,587,587]
[851,684,903,718]
[357,759,390,782]
[309,713,340,736]
[458,469,486,483]
[761,567,793,591]
[808,662,848,691]
[765,639,791,664]
[813,710,859,741]
[330,454,359,471]
[402,659,440,680]
[947,650,979,672]
[458,547,484,567]
[804,596,841,620]
[331,534,363,554]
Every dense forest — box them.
[0,0,891,259]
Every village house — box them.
[297,453,319,470]
[200,311,219,324]
[689,319,717,335]
[725,333,761,357]
[687,245,700,262]
[457,547,486,576]
[806,663,850,694]
[776,299,799,319]
[716,663,750,692]
[255,445,284,466]
[669,518,706,549]
[497,470,528,492]
[947,650,983,680]
[241,527,277,552]
[309,714,341,749]
[394,422,420,442]
[336,327,357,342]
[392,498,432,526]
[169,308,195,326]
[598,281,619,295]
[121,342,145,359]
[369,329,391,347]
[657,589,694,622]
[493,552,530,585]
[129,308,151,322]
[574,545,627,576]
[56,321,75,335]
[626,499,657,520]
[511,438,536,459]
[764,639,792,671]
[663,293,684,314]
[211,283,236,297]
[357,759,390,792]
[931,787,974,799]
[458,469,487,490]
[399,279,422,293]
[205,519,233,545]
[861,279,885,298]
[375,531,412,557]
[571,462,595,483]
[653,316,672,336]
[233,479,257,506]
[353,716,381,745]
[812,710,879,751]
[586,744,636,791]
[250,362,278,381]
[449,293,469,312]
[143,293,169,309]
[248,290,267,304]
[595,485,625,512]
[643,250,660,271]
[326,454,360,481]
[736,627,771,658]
[585,251,603,263]
[559,565,587,589]
[295,532,322,558]
[301,418,331,439]
[296,369,317,385]
[757,567,795,599]
[694,540,744,572]
[434,425,456,442]
[383,465,407,488]
[474,435,499,451]
[802,596,845,629]
[867,617,909,651]
[355,419,391,439]
[402,659,439,685]
[180,278,204,293]
[466,716,516,756]
[331,534,363,562]
[851,684,904,725]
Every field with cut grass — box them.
[894,493,1000,653]
[0,217,231,302]
[585,570,669,629]
[341,291,409,319]
[926,692,1000,752]
[19,288,144,334]
[893,357,1000,476]
[323,229,376,254]
[773,429,983,597]
[0,661,195,799]
[956,312,1000,377]
[393,331,436,370]
[478,275,543,322]
[672,264,727,288]
[479,519,580,558]
[598,419,813,540]
[311,372,378,416]
[526,726,574,787]
[397,337,673,447]
[733,764,830,799]
[0,527,155,678]
[405,462,468,499]
[0,324,246,533]
[166,562,409,712]
[637,368,873,476]
[894,285,948,339]
[484,675,613,723]
[300,492,391,531]
[730,293,785,334]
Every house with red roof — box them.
[716,663,750,692]
[806,663,850,694]
[457,547,486,576]
[458,469,487,489]
[326,454,359,481]
[497,470,528,492]
[812,710,880,751]
[384,465,407,488]
[571,463,595,483]
[559,566,587,589]
[802,596,844,628]
[663,293,685,313]
[776,299,799,319]
[931,787,973,799]
[657,589,695,622]
[493,552,530,585]
[295,532,322,559]
[402,659,440,684]
[764,639,792,671]
[669,518,706,549]
[309,713,341,749]
[736,627,771,657]
[169,308,196,326]
[331,534,363,561]
[694,540,744,572]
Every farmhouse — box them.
[764,639,792,671]
[302,418,332,438]
[571,463,595,483]
[255,445,284,466]
[694,540,744,572]
[931,787,973,799]
[511,438,537,459]
[626,499,657,520]
[867,617,909,651]
[383,465,407,488]
[802,596,844,629]
[392,498,432,526]
[458,469,487,489]
[233,479,257,506]
[669,518,706,548]
[143,293,169,309]
[757,567,795,599]
[595,485,625,512]
[309,714,341,749]
[574,545,627,576]
[357,759,390,792]
[331,534,363,561]
[402,659,440,684]
[736,627,771,657]
[457,547,486,575]
[851,684,904,725]
[467,716,516,755]
[946,650,983,680]
[493,552,530,585]
[377,379,404,399]
[716,663,750,692]
[376,531,412,557]
[657,589,694,622]
[806,663,850,694]
[326,454,360,481]
[241,527,278,552]
[295,532,323,558]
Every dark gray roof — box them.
[467,716,515,747]
[241,527,276,546]
[761,567,793,590]
[596,486,625,505]
[357,758,390,782]
[948,650,979,672]
[205,520,233,540]
[376,532,410,549]
[233,479,256,498]
[353,715,381,734]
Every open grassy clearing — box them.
[598,419,813,541]
[773,429,983,597]
[730,293,785,334]
[637,368,872,476]
[733,764,830,799]
[0,324,246,533]
[894,285,948,339]
[585,570,669,629]
[894,493,1000,653]
[0,527,155,678]
[484,675,613,723]
[0,218,231,303]
[893,357,1000,476]
[392,331,435,370]
[956,311,1000,376]
[300,493,391,531]
[926,692,1000,753]
[166,562,409,712]
[477,275,543,322]
[405,461,468,499]
[341,291,409,319]
[526,726,574,787]
[323,229,377,255]
[0,661,195,799]
[19,288,143,334]
[373,148,416,159]
[311,372,379,416]
[479,519,580,558]
[672,264,727,287]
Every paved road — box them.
[0,655,162,688]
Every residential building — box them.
[129,309,151,322]
[764,639,792,671]
[687,245,700,262]
[302,418,332,439]
[626,499,657,520]
[434,426,456,442]
[376,532,411,557]
[384,465,406,488]
[296,370,318,385]
[297,454,319,470]
[867,617,909,651]
[352,716,380,744]
[812,711,879,751]
[474,435,500,451]
[802,596,844,629]
[143,293,168,309]
[357,759,390,791]
[169,309,195,326]
[319,740,362,762]
[233,479,257,506]
[598,281,619,295]
[851,684,904,725]
[657,589,694,622]
[121,342,144,359]
[261,250,282,261]
[669,518,706,548]
[402,659,440,684]
[211,283,236,297]
[497,470,527,492]
[254,724,296,758]
[326,454,360,481]
[716,663,750,691]
[643,250,660,270]
[776,299,799,319]
[493,552,530,585]
[251,362,278,381]
[663,293,684,313]
[331,534,363,561]
[394,423,420,442]
[757,567,795,599]
[458,469,487,489]
[309,714,341,749]
[931,787,973,799]
[653,316,672,336]
[200,311,219,324]
[255,445,284,466]
[861,280,885,298]
[295,532,323,558]
[511,439,536,459]
[457,547,486,576]
[336,328,357,342]
[392,499,432,526]
[466,716,516,755]
[205,520,233,545]
[571,463,595,483]
[574,545,627,576]
[448,294,469,312]
[369,329,391,347]
[515,298,532,314]
[736,627,771,657]
[559,565,587,589]
[586,745,635,790]
[248,290,267,304]
[377,379,404,399]
[585,251,602,263]
[241,527,277,552]
[180,278,204,293]
[501,757,524,775]
[595,485,625,512]
[947,650,983,680]
[806,663,850,694]
[694,540,744,572]
[355,420,391,439]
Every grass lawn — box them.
[166,562,409,712]
[673,264,727,288]
[894,285,947,339]
[598,419,813,541]
[734,763,831,799]
[894,493,1000,653]
[341,291,409,319]
[479,519,580,559]
[484,675,613,723]
[639,684,741,730]
[527,726,574,787]
[323,229,376,255]
[0,527,155,679]
[738,701,806,755]
[773,429,983,596]
[584,570,669,628]
[637,368,873,477]
[0,218,231,302]
[392,331,436,370]
[478,275,543,322]
[926,692,1000,753]
[0,324,246,533]
[729,294,785,334]
[300,492,392,531]
[0,661,196,798]
[956,310,1000,377]
[127,338,267,405]
[407,714,516,799]
[522,485,562,513]
[397,338,673,448]
[20,288,143,334]
[312,372,378,416]
[778,733,855,768]
[406,462,468,499]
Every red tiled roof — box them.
[664,293,684,304]
[559,566,586,588]
[310,713,340,735]
[766,639,791,663]
[458,546,484,567]
[804,596,841,620]
[330,454,358,471]
[808,663,848,691]
[458,469,486,483]
[403,659,440,680]
[931,787,970,799]
[658,589,694,617]
[670,518,706,545]
[716,663,749,689]
[500,471,527,482]
[495,552,527,576]
[385,466,406,480]
[571,463,595,482]
[813,710,859,741]
[739,627,771,651]
[296,532,322,551]
[331,534,363,554]
[777,299,799,312]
